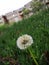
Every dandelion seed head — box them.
[17,34,33,50]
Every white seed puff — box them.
[17,34,33,50]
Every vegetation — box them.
[31,0,44,13]
[0,9,49,65]
[22,8,30,17]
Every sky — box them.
[0,0,32,16]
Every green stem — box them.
[28,48,38,65]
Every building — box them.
[24,1,32,10]
[0,1,32,24]
[5,8,23,23]
[0,0,49,25]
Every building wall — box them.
[5,10,23,23]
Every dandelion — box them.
[17,34,33,49]
[16,34,38,65]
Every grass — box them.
[0,9,49,65]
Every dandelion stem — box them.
[28,48,38,65]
